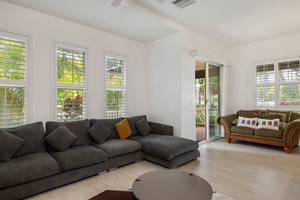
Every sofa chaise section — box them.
[127,116,200,168]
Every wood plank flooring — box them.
[26,139,300,200]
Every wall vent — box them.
[172,0,196,9]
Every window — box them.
[105,53,126,119]
[255,58,300,108]
[54,43,87,122]
[0,31,28,128]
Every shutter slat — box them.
[105,55,126,119]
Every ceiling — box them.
[2,0,300,47]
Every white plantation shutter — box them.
[105,53,127,119]
[255,58,300,108]
[55,43,87,122]
[256,64,275,83]
[0,32,28,128]
[278,60,300,106]
[278,61,300,82]
[255,64,275,107]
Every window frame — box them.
[0,29,30,128]
[52,41,88,121]
[104,52,127,119]
[255,57,300,110]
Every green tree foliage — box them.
[56,48,86,121]
[106,57,126,118]
[0,36,26,127]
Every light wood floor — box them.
[27,139,300,200]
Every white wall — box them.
[147,29,228,139]
[228,33,300,114]
[0,1,148,124]
[146,33,182,136]
[180,30,229,140]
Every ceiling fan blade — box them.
[111,0,122,7]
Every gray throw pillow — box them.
[135,118,152,136]
[45,124,77,151]
[0,130,25,162]
[88,121,111,144]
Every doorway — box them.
[195,60,221,142]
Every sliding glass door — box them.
[205,63,221,139]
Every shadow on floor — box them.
[196,125,206,142]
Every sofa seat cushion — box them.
[130,134,199,161]
[94,139,142,158]
[52,145,108,171]
[231,126,255,135]
[254,129,284,138]
[0,152,61,189]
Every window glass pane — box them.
[278,60,300,82]
[0,86,25,127]
[106,56,126,87]
[279,83,300,106]
[57,47,86,84]
[256,64,274,83]
[0,37,26,81]
[106,90,126,119]
[57,89,86,122]
[256,85,275,107]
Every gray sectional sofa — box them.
[0,115,200,200]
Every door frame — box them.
[195,58,224,143]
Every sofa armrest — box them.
[217,114,238,140]
[283,118,300,152]
[148,121,173,136]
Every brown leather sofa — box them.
[217,109,300,153]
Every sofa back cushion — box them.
[46,119,91,147]
[238,110,262,118]
[266,110,292,123]
[88,121,112,144]
[126,115,147,136]
[0,130,25,162]
[290,112,300,122]
[45,124,77,151]
[90,118,123,139]
[0,122,46,157]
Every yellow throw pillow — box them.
[115,119,132,140]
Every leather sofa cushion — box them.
[94,139,142,158]
[0,152,61,189]
[231,126,255,135]
[130,134,199,161]
[52,145,108,171]
[255,129,283,138]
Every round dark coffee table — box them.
[132,170,213,200]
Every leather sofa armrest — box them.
[283,118,300,153]
[217,114,238,141]
[148,121,173,136]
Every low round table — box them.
[132,170,213,200]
